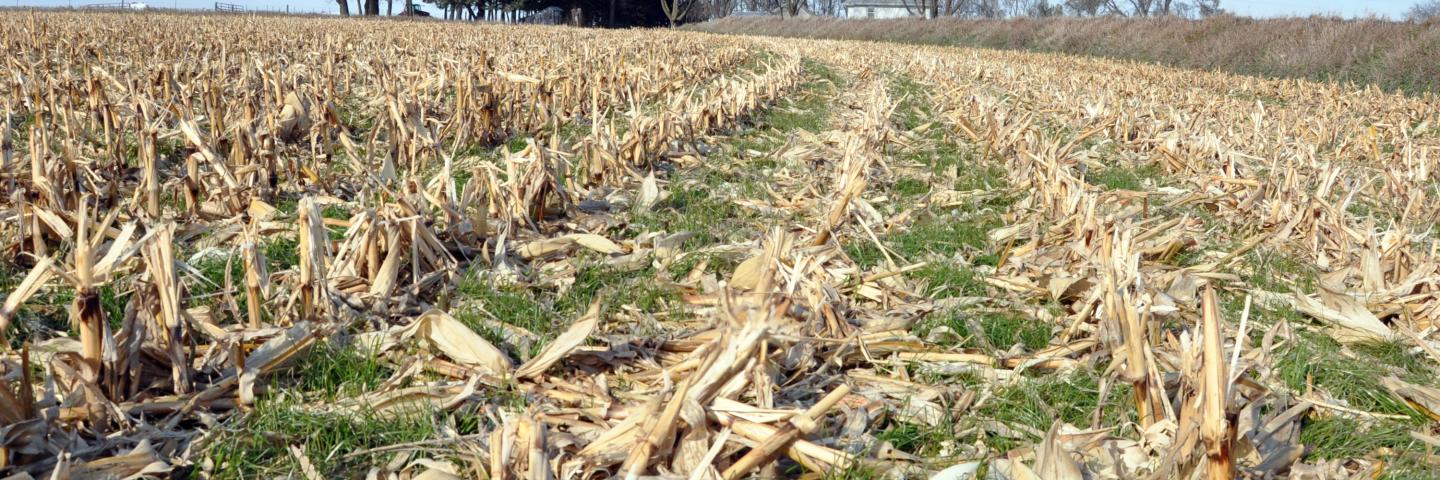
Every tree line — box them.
[328,0,1237,27]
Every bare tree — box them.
[969,0,1002,17]
[1064,0,1098,15]
[1125,0,1153,15]
[903,0,969,18]
[716,0,738,17]
[684,0,739,21]
[336,0,351,15]
[1410,0,1440,20]
[810,0,840,16]
[1027,0,1063,16]
[779,0,802,16]
[1104,0,1219,16]
[744,0,780,13]
[1192,0,1220,16]
[660,0,695,26]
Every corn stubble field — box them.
[2,10,1440,480]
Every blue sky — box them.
[0,0,1422,19]
[1223,0,1413,18]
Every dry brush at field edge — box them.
[690,15,1440,95]
[3,10,1440,480]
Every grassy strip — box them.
[631,58,842,248]
[855,70,1062,466]
[194,55,831,478]
[861,69,1440,479]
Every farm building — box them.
[844,0,919,18]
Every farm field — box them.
[2,10,1440,480]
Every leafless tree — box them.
[716,0,738,17]
[1095,0,1219,16]
[660,0,695,25]
[1409,0,1440,20]
[740,0,777,12]
[903,0,969,18]
[810,0,841,16]
[685,0,738,21]
[779,0,803,16]
[1026,0,1063,16]
[1064,0,1120,15]
[968,0,1002,17]
[1168,0,1220,17]
[1124,0,1154,15]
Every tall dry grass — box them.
[689,15,1440,94]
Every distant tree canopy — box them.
[416,0,668,25]
[331,0,1223,27]
[961,0,1222,18]
[1410,0,1440,20]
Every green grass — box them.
[840,70,1010,345]
[846,210,999,270]
[973,370,1134,450]
[189,256,240,298]
[912,141,998,183]
[335,98,377,135]
[888,74,930,131]
[273,197,299,217]
[505,136,529,153]
[1352,339,1440,386]
[1379,457,1440,480]
[97,284,126,331]
[1298,412,1438,480]
[632,58,840,251]
[883,71,1056,351]
[757,59,838,134]
[663,251,741,281]
[1088,162,1162,191]
[875,420,953,457]
[916,309,1051,351]
[6,111,35,145]
[0,263,127,346]
[455,263,682,357]
[820,460,881,480]
[1300,414,1416,460]
[1243,248,1319,294]
[1243,311,1440,479]
[2,295,69,350]
[910,263,988,298]
[199,339,426,478]
[455,280,551,338]
[892,177,930,199]
[631,183,747,248]
[276,340,392,399]
[321,204,352,220]
[1168,245,1208,268]
[1274,330,1427,418]
[264,236,301,272]
[202,401,437,479]
[886,72,1009,189]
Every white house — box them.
[844,0,919,19]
